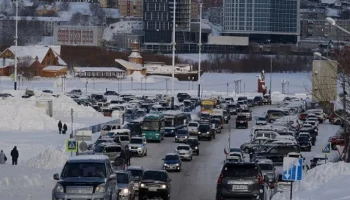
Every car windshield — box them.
[105,146,122,153]
[177,146,190,150]
[198,125,209,132]
[188,123,198,127]
[119,136,129,141]
[177,130,188,135]
[94,145,105,153]
[165,155,179,160]
[126,110,133,114]
[258,117,266,121]
[61,163,106,178]
[223,165,258,178]
[228,104,236,108]
[259,164,273,170]
[164,119,173,127]
[127,169,143,178]
[117,173,129,184]
[142,121,160,131]
[237,116,246,120]
[130,138,143,144]
[187,139,198,145]
[298,136,309,141]
[201,114,210,118]
[142,171,168,182]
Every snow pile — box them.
[0,100,58,131]
[52,94,103,118]
[127,71,155,83]
[27,147,68,169]
[272,162,350,200]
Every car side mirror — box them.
[109,174,117,180]
[53,173,60,180]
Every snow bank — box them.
[103,21,143,41]
[272,162,350,200]
[127,71,155,83]
[27,147,68,169]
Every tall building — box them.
[143,0,191,45]
[118,0,143,17]
[191,0,199,19]
[222,0,300,44]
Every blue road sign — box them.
[282,157,303,181]
[65,140,77,152]
[322,143,332,154]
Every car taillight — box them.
[217,173,223,184]
[258,174,263,184]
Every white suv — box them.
[129,137,147,157]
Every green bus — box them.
[142,113,165,142]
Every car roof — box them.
[165,153,178,156]
[256,159,273,164]
[67,155,108,163]
[187,137,198,140]
[143,169,168,174]
[127,166,144,170]
[177,144,191,147]
[97,143,121,147]
[131,136,145,139]
[254,137,270,140]
[223,162,256,167]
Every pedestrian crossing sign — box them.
[66,140,77,153]
[322,143,331,154]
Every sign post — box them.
[65,139,77,156]
[282,157,303,200]
[322,142,331,163]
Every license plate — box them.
[232,185,248,190]
[240,121,244,123]
[149,187,158,191]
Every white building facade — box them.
[53,25,103,46]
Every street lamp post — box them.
[170,0,176,108]
[14,0,18,90]
[197,3,203,98]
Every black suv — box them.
[253,96,263,106]
[216,162,265,200]
[254,145,301,166]
[177,93,191,103]
[138,170,172,200]
[198,123,215,140]
[186,137,200,155]
[236,115,248,129]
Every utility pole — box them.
[14,0,18,90]
[226,83,229,96]
[270,55,273,100]
[197,3,203,98]
[171,0,176,108]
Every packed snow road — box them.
[130,105,270,200]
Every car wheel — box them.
[162,194,169,200]
[178,168,181,172]
[139,193,145,200]
[244,148,250,154]
[144,149,147,156]
[197,151,199,156]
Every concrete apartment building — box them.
[118,0,143,17]
[191,0,199,19]
[53,26,103,46]
[300,19,350,41]
[222,0,300,44]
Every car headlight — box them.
[55,183,64,193]
[138,147,142,149]
[122,188,129,194]
[206,132,210,134]
[171,130,174,132]
[198,132,201,134]
[140,183,146,188]
[160,184,167,189]
[175,163,179,166]
[195,146,198,149]
[175,136,178,138]
[95,183,106,193]
[164,163,169,166]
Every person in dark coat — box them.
[125,145,131,166]
[62,124,67,134]
[58,120,62,134]
[10,146,19,165]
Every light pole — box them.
[197,3,203,98]
[14,0,18,90]
[269,55,272,99]
[171,0,176,108]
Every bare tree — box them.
[18,56,36,80]
[58,1,70,11]
[0,0,14,16]
[89,3,106,26]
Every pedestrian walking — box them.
[10,146,19,165]
[62,124,67,134]
[0,150,7,164]
[58,120,62,134]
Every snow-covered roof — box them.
[43,65,67,71]
[6,46,61,63]
[7,16,67,22]
[326,8,340,17]
[129,52,142,59]
[74,67,125,72]
[321,0,337,4]
[57,2,92,21]
[53,50,66,65]
[103,21,143,41]
[103,8,120,18]
[115,59,144,70]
